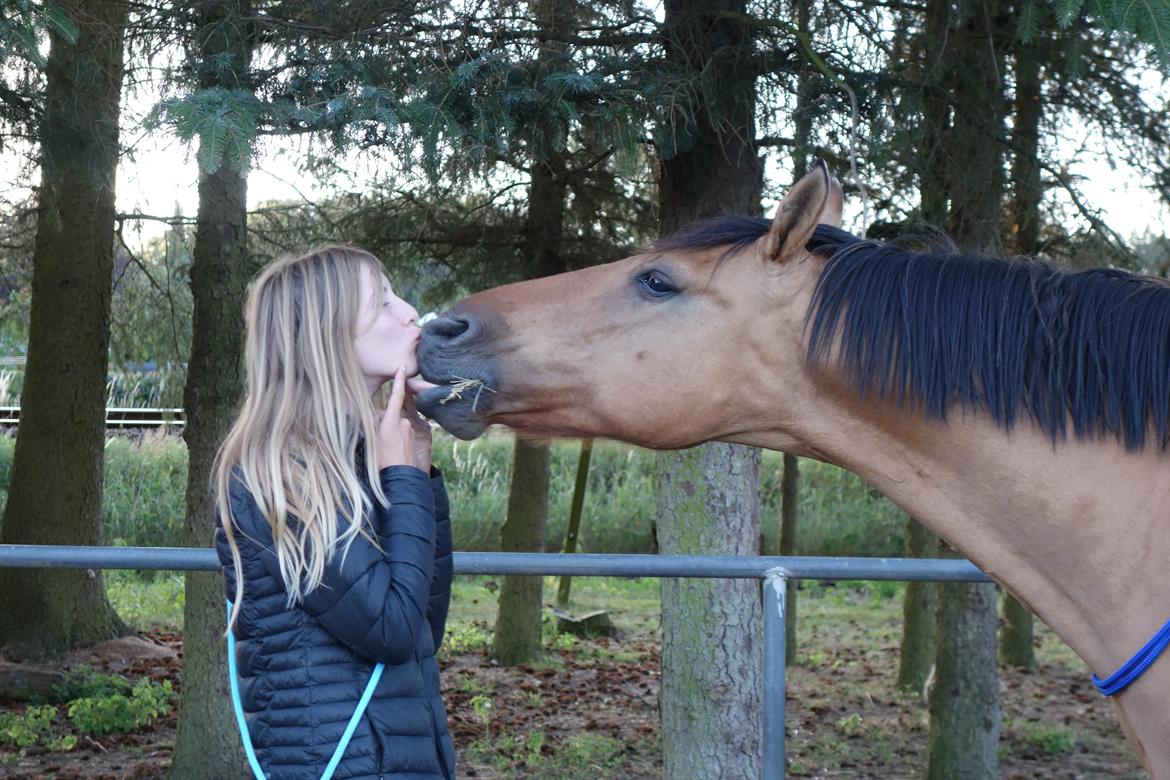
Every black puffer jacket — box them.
[216,464,455,780]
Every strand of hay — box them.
[439,377,497,412]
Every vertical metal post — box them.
[762,567,789,780]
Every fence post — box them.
[762,567,789,780]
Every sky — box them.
[108,130,1166,253]
[1,67,1166,256]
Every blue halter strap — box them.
[1091,616,1170,697]
[226,600,384,780]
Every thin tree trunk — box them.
[781,0,812,668]
[556,438,593,607]
[923,2,1008,775]
[168,2,255,777]
[928,546,1001,780]
[492,437,550,664]
[656,3,763,776]
[490,0,572,666]
[897,518,937,692]
[0,0,128,660]
[779,453,799,665]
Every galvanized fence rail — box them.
[0,545,990,779]
[0,407,186,428]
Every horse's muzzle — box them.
[416,314,496,440]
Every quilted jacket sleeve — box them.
[298,465,437,665]
[427,468,454,651]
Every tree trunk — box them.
[656,3,763,777]
[657,445,763,779]
[556,438,593,607]
[489,0,572,666]
[779,453,799,665]
[927,550,1001,780]
[492,437,550,664]
[1000,21,1043,671]
[781,0,812,668]
[897,517,937,692]
[1001,594,1036,669]
[168,3,255,777]
[0,0,128,660]
[922,2,1008,775]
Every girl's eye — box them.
[637,271,678,298]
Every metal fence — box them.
[0,544,991,780]
[0,407,185,428]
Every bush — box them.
[437,436,656,553]
[100,433,188,549]
[0,429,906,558]
[760,451,906,557]
[51,666,133,703]
[0,704,57,749]
[66,677,174,737]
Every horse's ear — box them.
[763,160,843,264]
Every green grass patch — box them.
[1014,719,1077,755]
[0,429,910,561]
[105,569,185,630]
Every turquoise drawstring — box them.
[226,600,384,780]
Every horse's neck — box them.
[767,396,1170,772]
[802,405,1169,669]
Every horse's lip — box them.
[415,371,498,415]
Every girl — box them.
[214,246,455,779]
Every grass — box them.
[0,429,911,562]
[29,566,1147,778]
[105,570,185,631]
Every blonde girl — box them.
[214,247,455,780]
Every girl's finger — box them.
[403,388,422,419]
[386,366,406,420]
[398,417,415,465]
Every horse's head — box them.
[416,163,843,447]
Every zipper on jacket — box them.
[362,709,385,777]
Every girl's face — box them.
[353,267,421,393]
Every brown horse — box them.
[416,163,1170,775]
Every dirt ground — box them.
[0,623,1146,779]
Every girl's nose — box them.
[396,297,419,325]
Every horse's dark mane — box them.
[808,224,1170,450]
[656,216,1170,450]
[652,215,773,258]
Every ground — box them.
[0,578,1147,779]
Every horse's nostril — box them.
[424,315,473,342]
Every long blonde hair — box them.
[215,246,389,627]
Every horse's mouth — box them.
[416,370,498,440]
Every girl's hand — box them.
[376,368,418,470]
[403,388,433,474]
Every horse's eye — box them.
[637,271,677,298]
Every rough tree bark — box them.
[922,2,1009,776]
[0,0,129,660]
[490,0,572,666]
[492,437,550,664]
[655,2,764,777]
[168,2,255,777]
